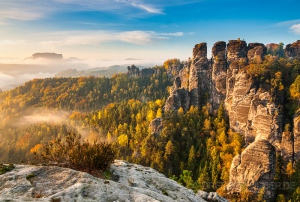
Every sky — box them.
[0,0,300,64]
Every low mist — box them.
[0,56,163,91]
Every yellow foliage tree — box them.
[117,134,128,147]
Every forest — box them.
[0,53,300,201]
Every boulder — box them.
[197,190,228,202]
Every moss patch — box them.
[0,164,15,175]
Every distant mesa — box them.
[30,53,63,60]
[125,58,141,61]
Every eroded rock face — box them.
[285,40,300,58]
[164,77,190,112]
[163,39,296,162]
[226,40,247,64]
[247,43,267,63]
[225,70,255,134]
[225,40,248,113]
[294,110,300,160]
[0,161,208,202]
[281,131,294,161]
[246,90,283,149]
[189,43,209,107]
[149,117,163,136]
[211,41,227,111]
[197,190,228,202]
[227,140,276,201]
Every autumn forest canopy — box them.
[0,49,300,201]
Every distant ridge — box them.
[30,53,63,60]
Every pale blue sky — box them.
[0,0,300,63]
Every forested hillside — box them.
[0,41,300,201]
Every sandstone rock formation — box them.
[164,39,299,158]
[285,40,300,58]
[161,39,300,202]
[127,65,155,78]
[0,161,215,202]
[294,109,300,160]
[164,77,190,112]
[281,130,294,161]
[197,190,228,202]
[149,117,163,136]
[247,43,267,63]
[211,41,227,111]
[127,65,140,77]
[227,140,276,201]
[189,43,209,107]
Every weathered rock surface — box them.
[197,190,228,202]
[226,40,247,64]
[247,43,267,63]
[281,131,294,161]
[164,77,190,112]
[0,160,210,202]
[225,70,255,135]
[227,139,276,201]
[246,90,282,149]
[149,117,163,136]
[189,43,209,107]
[211,41,227,111]
[163,39,297,159]
[225,40,248,115]
[161,39,300,201]
[285,40,300,58]
[294,109,300,160]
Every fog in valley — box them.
[0,55,163,91]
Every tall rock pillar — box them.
[211,41,227,112]
[188,43,209,108]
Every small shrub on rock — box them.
[35,132,116,173]
[0,164,15,175]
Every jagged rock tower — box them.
[163,39,300,201]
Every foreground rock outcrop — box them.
[0,160,228,202]
[227,139,276,201]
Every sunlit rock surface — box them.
[0,160,217,202]
[227,139,276,201]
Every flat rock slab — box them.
[0,160,207,202]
